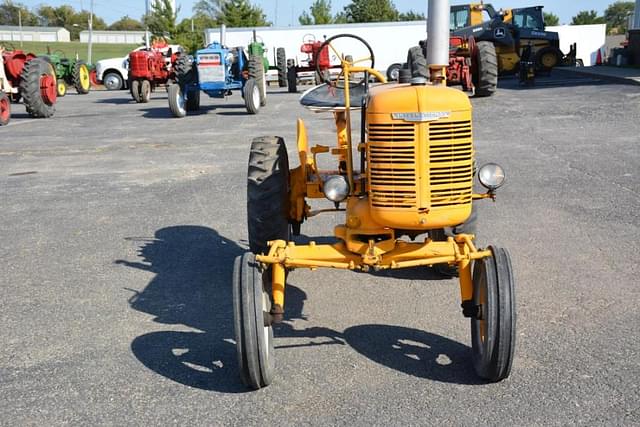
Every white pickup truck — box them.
[95,44,183,90]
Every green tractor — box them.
[247,31,287,88]
[42,50,91,97]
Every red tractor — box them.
[128,41,183,103]
[1,45,57,126]
[286,34,333,93]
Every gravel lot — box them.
[1,73,639,425]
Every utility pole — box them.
[18,9,23,47]
[88,0,94,65]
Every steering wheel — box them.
[315,33,375,87]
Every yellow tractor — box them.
[234,0,515,390]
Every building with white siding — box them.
[0,25,70,42]
[79,30,146,44]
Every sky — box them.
[18,0,618,26]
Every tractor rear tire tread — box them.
[174,55,197,85]
[247,136,290,255]
[276,47,287,87]
[407,46,428,79]
[19,58,55,118]
[248,54,266,106]
[0,92,10,126]
[186,88,200,111]
[474,41,498,97]
[287,65,297,93]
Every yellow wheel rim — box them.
[541,52,557,68]
[57,81,66,96]
[79,65,90,90]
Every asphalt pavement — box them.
[1,73,639,425]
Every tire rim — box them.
[79,65,90,90]
[390,67,399,80]
[252,85,260,109]
[57,81,66,96]
[0,96,9,123]
[261,72,267,99]
[541,53,557,68]
[40,73,57,105]
[104,75,120,90]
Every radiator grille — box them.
[429,120,473,207]
[368,123,417,208]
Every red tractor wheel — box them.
[0,92,10,126]
[20,58,56,118]
[89,69,99,87]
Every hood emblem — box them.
[392,112,451,122]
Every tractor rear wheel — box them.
[20,58,56,118]
[174,55,196,85]
[0,92,10,126]
[57,80,67,97]
[287,63,297,93]
[233,252,275,389]
[248,54,266,107]
[168,84,186,118]
[73,61,91,94]
[140,80,151,103]
[471,246,516,382]
[276,47,287,87]
[243,78,260,114]
[247,136,290,254]
[130,80,141,102]
[407,46,428,79]
[474,41,498,97]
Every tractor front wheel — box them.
[57,80,67,97]
[140,80,151,103]
[130,80,141,102]
[470,246,516,382]
[386,63,403,81]
[243,78,260,114]
[168,84,186,118]
[73,61,91,94]
[247,136,290,254]
[20,58,56,118]
[233,252,275,389]
[0,92,10,126]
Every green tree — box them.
[109,15,144,31]
[343,0,399,23]
[0,0,38,26]
[399,10,425,21]
[175,13,216,52]
[218,0,269,27]
[571,10,605,26]
[333,11,348,23]
[543,12,559,26]
[604,1,635,34]
[144,0,179,39]
[299,0,333,25]
[193,0,223,22]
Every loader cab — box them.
[510,6,545,31]
[450,3,497,30]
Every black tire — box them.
[103,71,123,90]
[140,79,151,103]
[233,252,275,389]
[168,83,186,118]
[471,246,516,382]
[243,78,260,114]
[20,58,55,118]
[535,46,562,71]
[186,88,200,111]
[0,92,10,126]
[386,63,403,81]
[474,41,498,97]
[247,136,290,255]
[248,54,266,106]
[130,79,141,102]
[276,47,287,87]
[174,55,196,85]
[287,64,297,93]
[407,46,428,79]
[72,60,91,94]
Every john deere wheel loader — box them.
[235,0,516,390]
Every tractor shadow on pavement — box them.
[95,96,136,105]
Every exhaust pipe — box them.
[220,24,227,46]
[426,0,450,84]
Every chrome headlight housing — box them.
[478,163,506,190]
[323,175,350,202]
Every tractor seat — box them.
[299,82,367,112]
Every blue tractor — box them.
[168,38,266,117]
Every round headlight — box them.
[323,175,350,202]
[478,163,505,190]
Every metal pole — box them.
[88,0,94,64]
[634,0,640,29]
[18,9,23,47]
